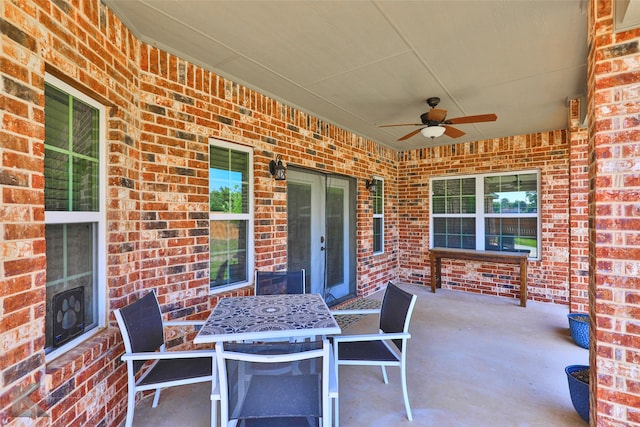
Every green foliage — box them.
[515,237,537,248]
[525,191,537,208]
[210,185,242,213]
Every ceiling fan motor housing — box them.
[420,112,440,126]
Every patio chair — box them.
[216,339,334,427]
[255,269,306,295]
[331,282,417,424]
[114,291,220,427]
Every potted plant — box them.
[567,313,589,349]
[565,364,589,423]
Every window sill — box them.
[209,282,253,296]
[45,327,119,391]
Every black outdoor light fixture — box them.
[365,178,377,194]
[269,154,286,181]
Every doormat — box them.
[333,298,381,330]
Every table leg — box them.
[520,259,527,307]
[429,254,439,293]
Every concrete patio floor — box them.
[128,284,589,427]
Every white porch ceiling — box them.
[104,0,591,151]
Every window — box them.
[430,170,540,258]
[44,74,106,359]
[372,178,384,254]
[209,140,253,290]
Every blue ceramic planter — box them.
[568,313,589,349]
[565,364,589,423]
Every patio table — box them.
[194,293,341,344]
[195,293,341,427]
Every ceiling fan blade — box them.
[398,128,424,141]
[378,123,422,128]
[427,108,447,123]
[443,125,465,138]
[446,113,497,125]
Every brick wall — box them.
[398,131,573,305]
[3,0,635,426]
[0,1,398,425]
[1,1,140,425]
[589,1,640,425]
[136,43,399,303]
[569,98,590,314]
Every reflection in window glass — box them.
[373,179,384,254]
[73,99,99,158]
[485,173,537,214]
[210,220,248,286]
[432,197,445,214]
[45,223,97,350]
[44,149,69,211]
[209,142,252,289]
[431,177,477,249]
[44,76,104,356]
[72,156,98,211]
[327,186,346,284]
[432,217,475,249]
[45,85,71,150]
[373,217,382,252]
[485,217,537,257]
[432,180,445,196]
[431,171,539,258]
[432,178,475,215]
[45,83,99,212]
[210,146,249,214]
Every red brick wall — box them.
[398,131,572,305]
[569,98,590,314]
[0,1,398,425]
[4,0,635,426]
[589,1,640,425]
[136,43,399,301]
[1,1,141,425]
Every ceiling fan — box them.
[379,97,497,141]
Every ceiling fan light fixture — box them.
[421,126,446,139]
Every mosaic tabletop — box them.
[194,293,341,344]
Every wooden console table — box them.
[429,248,529,307]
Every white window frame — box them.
[372,177,384,254]
[208,138,254,293]
[429,169,541,260]
[44,74,107,362]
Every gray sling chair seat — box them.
[331,282,417,425]
[216,339,335,427]
[254,269,308,351]
[255,269,306,295]
[114,291,220,427]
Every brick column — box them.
[0,4,48,423]
[589,0,640,424]
[568,98,589,313]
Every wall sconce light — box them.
[365,178,377,194]
[269,154,286,181]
